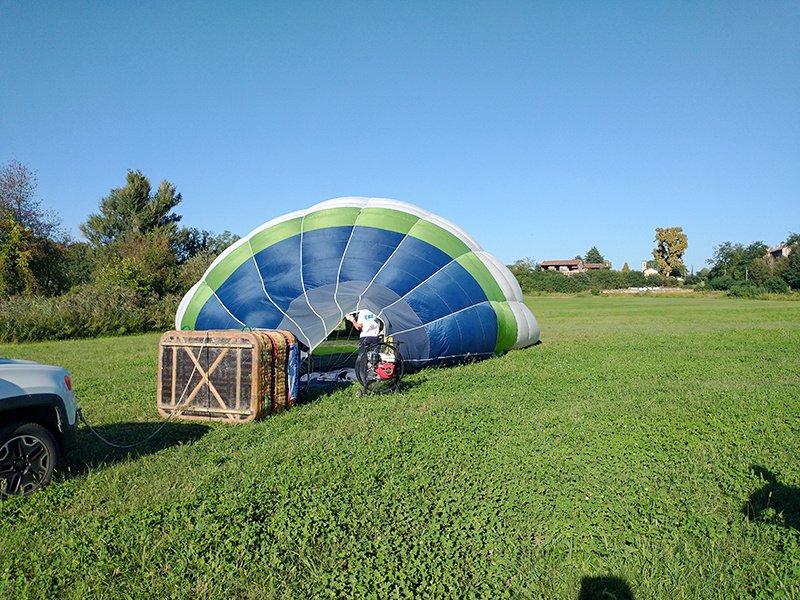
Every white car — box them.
[0,359,78,498]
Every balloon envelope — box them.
[176,197,540,368]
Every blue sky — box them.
[2,1,798,271]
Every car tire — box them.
[0,422,59,499]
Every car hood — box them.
[0,358,39,366]
[0,359,66,374]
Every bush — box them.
[643,273,663,287]
[509,262,656,294]
[178,251,216,292]
[644,274,682,287]
[683,274,704,286]
[583,269,620,290]
[93,230,180,296]
[763,276,790,294]
[727,282,760,298]
[707,275,735,291]
[512,268,583,293]
[0,285,179,342]
[623,270,648,287]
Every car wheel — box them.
[0,422,59,499]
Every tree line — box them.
[703,236,800,295]
[0,159,237,341]
[511,226,800,297]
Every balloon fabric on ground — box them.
[176,198,539,368]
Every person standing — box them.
[346,309,382,350]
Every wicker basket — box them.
[157,330,299,423]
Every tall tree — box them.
[0,160,69,297]
[94,229,180,295]
[653,227,688,277]
[81,170,182,246]
[0,213,39,296]
[0,159,60,238]
[621,262,630,273]
[584,246,605,264]
[749,254,787,285]
[707,241,768,280]
[173,227,240,263]
[176,229,241,292]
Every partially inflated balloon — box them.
[176,198,539,368]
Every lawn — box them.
[1,296,799,599]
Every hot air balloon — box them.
[176,198,539,369]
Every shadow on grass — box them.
[742,465,800,531]
[61,421,210,478]
[297,372,431,405]
[578,575,634,600]
[297,383,347,405]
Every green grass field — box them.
[1,297,799,599]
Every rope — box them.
[77,332,210,449]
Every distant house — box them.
[540,259,583,274]
[641,261,659,277]
[582,262,607,271]
[540,259,609,275]
[766,243,792,260]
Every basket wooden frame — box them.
[157,331,266,423]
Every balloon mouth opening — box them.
[302,313,386,388]
[306,317,361,375]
